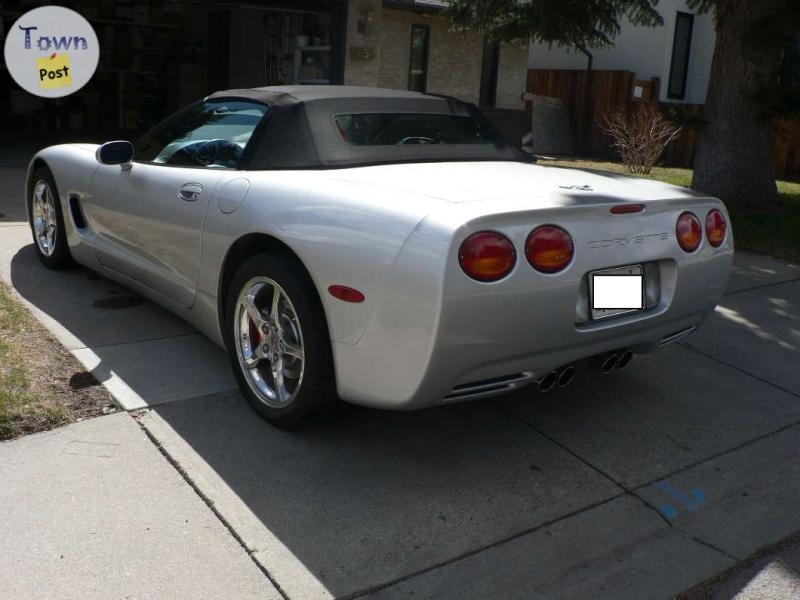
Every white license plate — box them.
[590,265,644,320]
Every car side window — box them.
[134,100,268,168]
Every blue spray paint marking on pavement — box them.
[658,504,678,519]
[654,480,705,519]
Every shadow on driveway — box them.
[8,242,236,405]
[8,234,800,599]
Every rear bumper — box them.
[332,200,734,410]
[334,308,711,410]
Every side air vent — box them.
[69,197,87,229]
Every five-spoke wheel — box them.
[235,277,305,407]
[31,180,58,257]
[225,252,336,428]
[27,167,72,269]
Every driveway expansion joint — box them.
[492,391,800,576]
[491,398,721,547]
[629,419,800,495]
[723,276,800,297]
[683,530,741,562]
[678,343,800,400]
[492,399,628,493]
[78,331,199,352]
[344,492,628,600]
[135,417,292,600]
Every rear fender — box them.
[198,173,434,346]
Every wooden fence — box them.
[526,68,800,179]
[526,69,642,156]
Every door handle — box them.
[178,183,203,202]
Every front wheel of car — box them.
[28,166,73,269]
[225,253,337,428]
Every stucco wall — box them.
[528,0,715,104]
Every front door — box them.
[88,163,223,307]
[85,99,268,307]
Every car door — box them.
[86,99,268,308]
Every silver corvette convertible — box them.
[26,86,733,427]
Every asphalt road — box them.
[2,162,799,599]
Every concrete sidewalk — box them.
[0,413,280,600]
[3,161,800,599]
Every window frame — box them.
[407,24,431,93]
[667,11,695,100]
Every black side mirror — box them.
[96,140,134,166]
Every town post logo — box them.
[3,6,99,98]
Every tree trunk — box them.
[691,0,781,208]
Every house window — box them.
[668,12,695,100]
[408,25,430,92]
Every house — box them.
[523,0,720,159]
[1,0,531,141]
[529,0,716,105]
[344,0,529,112]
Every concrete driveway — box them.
[2,162,799,599]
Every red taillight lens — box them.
[458,231,516,282]
[525,225,574,273]
[676,211,702,252]
[705,209,726,247]
[610,203,645,214]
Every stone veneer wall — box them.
[344,2,527,109]
[495,42,529,110]
[344,0,383,87]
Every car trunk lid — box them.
[328,161,707,205]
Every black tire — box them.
[27,166,73,269]
[224,252,337,428]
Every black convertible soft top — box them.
[205,86,527,170]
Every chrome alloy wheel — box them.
[31,180,58,257]
[234,277,305,408]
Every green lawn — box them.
[545,159,800,263]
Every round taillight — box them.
[676,211,702,252]
[458,231,516,282]
[705,209,727,247]
[525,225,574,273]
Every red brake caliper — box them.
[249,317,261,350]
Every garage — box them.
[0,0,347,142]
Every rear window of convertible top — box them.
[333,113,505,146]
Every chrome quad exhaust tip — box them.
[592,349,634,374]
[557,365,576,387]
[536,364,576,392]
[616,350,634,370]
[535,370,559,392]
[596,352,619,374]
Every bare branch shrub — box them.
[602,103,681,175]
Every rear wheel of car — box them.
[225,252,337,428]
[28,166,73,269]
